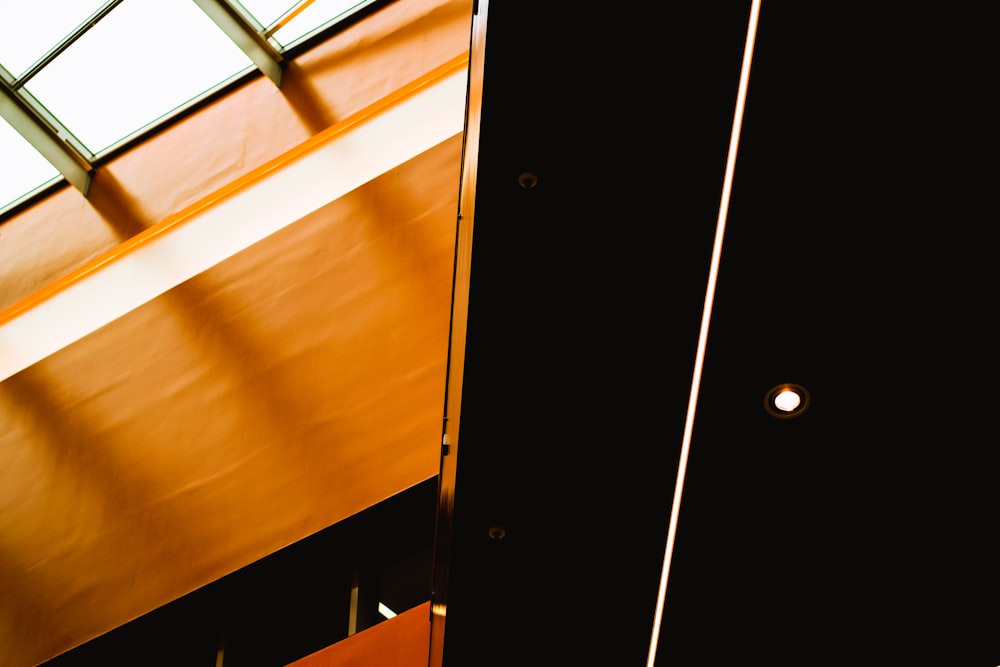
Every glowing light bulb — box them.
[773,388,801,412]
[764,383,809,418]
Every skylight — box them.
[0,1,110,76]
[0,0,380,216]
[239,0,378,47]
[0,118,61,202]
[26,1,255,155]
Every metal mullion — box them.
[193,0,284,86]
[0,68,92,196]
[12,0,125,90]
[13,84,94,160]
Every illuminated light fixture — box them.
[378,602,397,619]
[764,383,810,419]
[647,1,762,664]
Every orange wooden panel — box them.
[288,602,431,667]
[0,0,473,311]
[0,0,472,658]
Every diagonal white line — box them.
[646,1,762,664]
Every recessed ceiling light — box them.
[773,389,801,412]
[765,383,810,418]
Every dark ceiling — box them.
[438,2,997,666]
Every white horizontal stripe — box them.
[0,68,467,382]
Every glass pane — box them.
[0,0,109,78]
[0,117,61,211]
[232,0,296,27]
[239,0,377,49]
[24,0,254,155]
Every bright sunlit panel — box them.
[0,0,389,219]
[0,60,467,382]
[24,0,254,155]
[0,117,61,210]
[0,0,108,77]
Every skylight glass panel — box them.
[0,0,109,78]
[238,0,378,49]
[0,117,61,211]
[23,0,255,155]
[232,0,296,27]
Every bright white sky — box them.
[0,0,371,212]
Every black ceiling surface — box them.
[440,3,997,666]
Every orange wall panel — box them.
[0,0,472,311]
[288,602,431,667]
[0,1,472,665]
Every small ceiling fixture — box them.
[764,383,810,419]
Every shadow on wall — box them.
[41,477,438,667]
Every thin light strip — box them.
[645,2,761,664]
[0,55,469,383]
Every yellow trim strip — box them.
[264,0,317,37]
